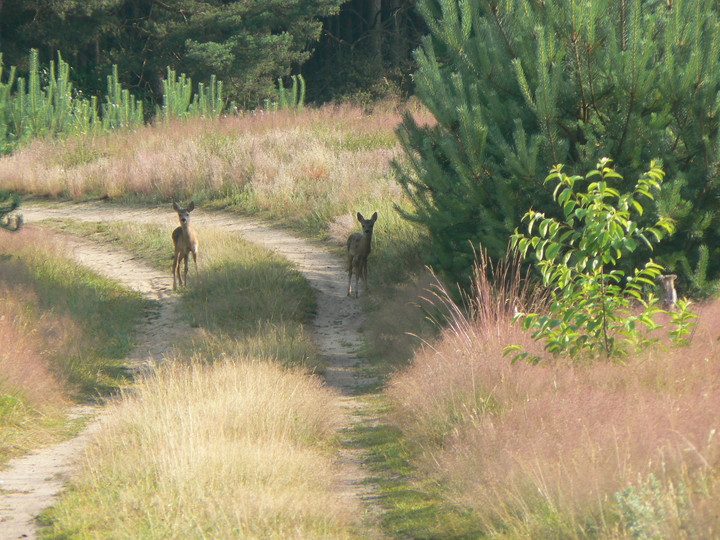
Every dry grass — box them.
[25,218,355,537]
[0,285,72,463]
[0,104,432,234]
[387,258,720,537]
[43,357,359,538]
[0,225,155,464]
[0,229,95,462]
[0,228,84,404]
[0,287,70,406]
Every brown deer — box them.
[657,274,678,310]
[172,201,199,291]
[347,211,377,297]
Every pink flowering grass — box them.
[388,255,720,537]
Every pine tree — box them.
[396,0,720,294]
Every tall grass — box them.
[0,285,72,463]
[41,358,359,538]
[0,227,151,396]
[387,256,720,537]
[2,102,433,288]
[0,103,429,226]
[0,227,152,463]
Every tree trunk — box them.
[389,0,403,68]
[369,0,382,64]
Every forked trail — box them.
[0,202,381,539]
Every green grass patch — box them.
[181,238,319,370]
[19,259,151,396]
[346,397,483,539]
[0,391,88,465]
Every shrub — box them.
[509,159,694,361]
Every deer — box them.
[657,274,678,310]
[347,211,377,298]
[172,201,199,291]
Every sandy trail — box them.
[0,202,380,539]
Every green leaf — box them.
[623,237,638,251]
[539,218,553,237]
[546,242,561,260]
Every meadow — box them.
[1,103,719,537]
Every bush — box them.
[509,159,694,361]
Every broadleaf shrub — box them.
[508,158,695,361]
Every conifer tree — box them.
[396,0,720,294]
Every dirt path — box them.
[0,202,381,539]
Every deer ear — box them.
[371,212,378,222]
[357,212,364,222]
[173,201,180,211]
[188,201,195,212]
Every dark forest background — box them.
[0,0,426,108]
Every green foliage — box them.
[0,50,143,153]
[0,55,17,153]
[397,0,720,294]
[189,75,225,119]
[1,50,83,149]
[1,0,417,106]
[264,75,307,112]
[161,68,193,121]
[1,51,233,154]
[160,68,226,121]
[508,159,694,361]
[102,65,143,129]
[614,474,690,539]
[277,75,306,110]
[155,1,342,106]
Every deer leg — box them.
[361,258,369,294]
[347,256,354,296]
[182,254,189,286]
[192,249,198,274]
[353,261,360,298]
[172,253,180,291]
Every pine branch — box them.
[489,3,516,59]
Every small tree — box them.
[396,0,720,294]
[507,159,693,362]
